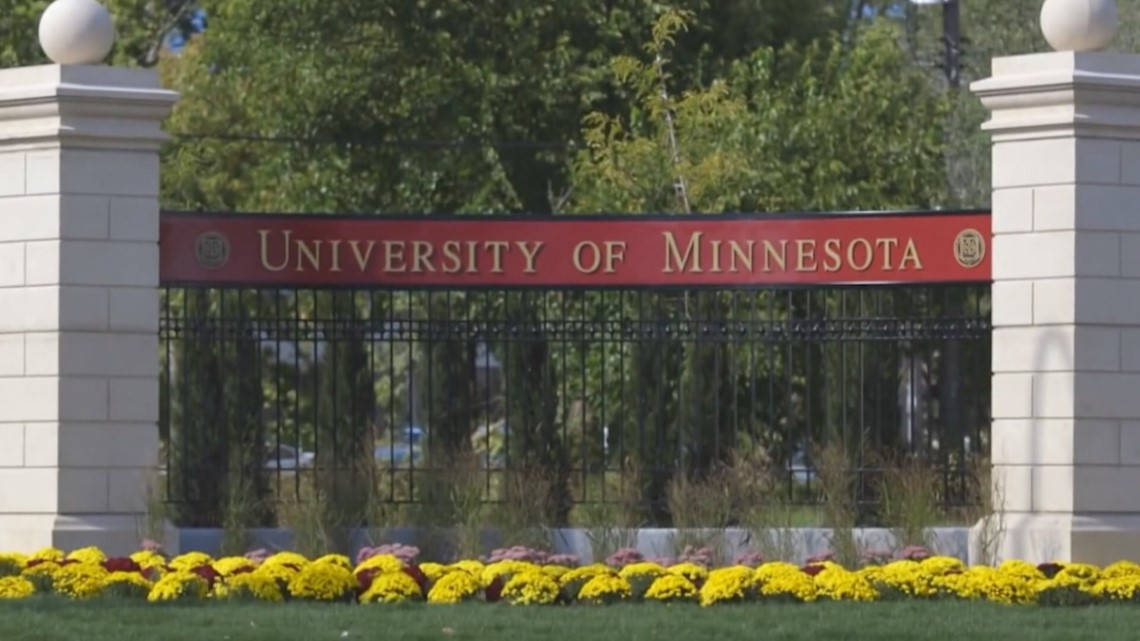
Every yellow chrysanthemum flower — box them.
[212,556,257,577]
[30,547,65,563]
[427,570,482,604]
[872,561,937,598]
[130,550,168,572]
[1102,561,1140,579]
[814,566,878,602]
[578,573,632,604]
[254,561,301,586]
[65,546,106,566]
[20,561,60,590]
[754,562,801,585]
[355,554,403,575]
[169,552,214,572]
[540,564,572,580]
[0,576,35,600]
[701,566,757,606]
[998,559,1044,581]
[668,562,708,584]
[445,560,485,576]
[760,569,817,602]
[481,560,540,587]
[215,571,284,602]
[287,561,356,601]
[557,563,611,588]
[360,571,423,604]
[617,562,667,580]
[313,554,352,570]
[102,571,153,599]
[645,573,697,602]
[147,571,208,602]
[1092,574,1140,601]
[502,570,560,605]
[0,553,28,576]
[53,563,108,599]
[262,552,309,569]
[419,562,447,582]
[919,556,965,577]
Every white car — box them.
[265,443,314,470]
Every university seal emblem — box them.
[194,231,230,270]
[953,228,985,269]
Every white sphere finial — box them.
[38,0,116,65]
[1041,0,1118,52]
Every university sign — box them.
[160,211,991,287]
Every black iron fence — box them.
[159,283,990,527]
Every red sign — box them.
[160,212,990,287]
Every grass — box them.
[3,599,1140,641]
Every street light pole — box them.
[910,0,961,88]
[942,0,961,88]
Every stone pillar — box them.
[972,6,1140,564]
[0,17,177,552]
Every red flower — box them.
[800,564,826,577]
[190,564,221,586]
[102,557,142,573]
[485,576,503,603]
[356,567,380,592]
[403,565,428,592]
[1037,563,1063,579]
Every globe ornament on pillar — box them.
[1040,0,1118,52]
[38,0,116,65]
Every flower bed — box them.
[2,546,1140,607]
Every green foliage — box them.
[571,19,950,214]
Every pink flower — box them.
[900,546,931,561]
[605,547,644,567]
[734,550,764,567]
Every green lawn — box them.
[3,599,1140,641]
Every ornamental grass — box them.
[3,546,1140,608]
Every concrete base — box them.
[971,514,1140,565]
[0,514,149,556]
[168,526,971,565]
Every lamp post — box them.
[911,0,961,88]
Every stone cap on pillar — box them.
[972,52,1140,142]
[0,65,178,152]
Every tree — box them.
[568,12,950,516]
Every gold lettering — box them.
[258,229,291,272]
[729,240,754,273]
[441,241,462,273]
[349,240,375,271]
[573,241,602,274]
[328,240,343,272]
[847,238,873,271]
[710,240,723,273]
[900,238,924,270]
[604,241,626,274]
[762,240,787,272]
[295,239,321,272]
[411,241,435,273]
[515,241,544,274]
[663,231,703,273]
[795,239,817,272]
[383,240,407,272]
[484,241,509,274]
[465,241,479,273]
[876,238,899,271]
[822,238,842,272]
